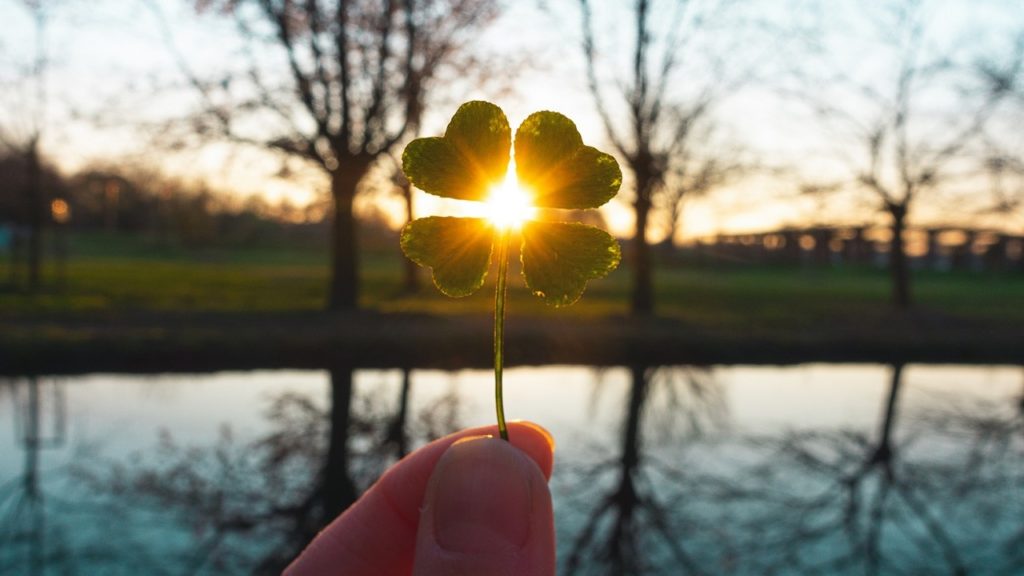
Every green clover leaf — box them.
[400,100,622,442]
[515,111,622,210]
[402,101,510,202]
[401,101,622,306]
[400,216,494,298]
[521,221,622,306]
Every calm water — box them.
[1,364,1022,575]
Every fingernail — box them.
[430,437,533,554]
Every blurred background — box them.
[0,0,1022,574]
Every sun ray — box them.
[483,164,537,230]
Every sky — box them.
[0,0,1021,241]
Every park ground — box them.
[2,232,1022,373]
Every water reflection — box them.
[0,377,68,576]
[563,366,726,575]
[701,364,1023,575]
[0,365,1020,575]
[0,368,462,575]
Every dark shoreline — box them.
[2,309,1021,375]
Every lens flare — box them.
[484,167,536,230]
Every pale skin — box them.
[285,421,557,576]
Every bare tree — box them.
[980,88,1024,227]
[158,0,500,310]
[791,0,1022,308]
[577,0,768,314]
[0,1,51,293]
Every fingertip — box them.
[413,436,556,576]
[505,421,555,480]
[511,420,555,452]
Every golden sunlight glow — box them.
[483,167,536,230]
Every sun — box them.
[484,166,537,230]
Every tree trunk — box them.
[666,194,684,250]
[324,365,358,520]
[631,175,655,315]
[26,144,43,293]
[888,205,911,309]
[401,180,419,293]
[328,167,366,311]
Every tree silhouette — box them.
[161,0,500,309]
[791,0,1022,307]
[0,1,52,293]
[980,123,1024,229]
[576,0,769,314]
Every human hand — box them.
[284,421,556,576]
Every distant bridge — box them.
[674,226,1024,272]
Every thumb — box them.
[412,435,555,576]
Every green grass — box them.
[2,231,1022,328]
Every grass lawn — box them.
[2,231,1022,329]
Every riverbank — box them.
[3,307,1021,375]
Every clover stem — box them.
[493,228,511,442]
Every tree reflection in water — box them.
[72,366,462,575]
[2,365,1021,575]
[701,364,1023,575]
[563,365,728,576]
[0,376,68,576]
[560,364,1024,575]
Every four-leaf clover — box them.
[401,100,622,306]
